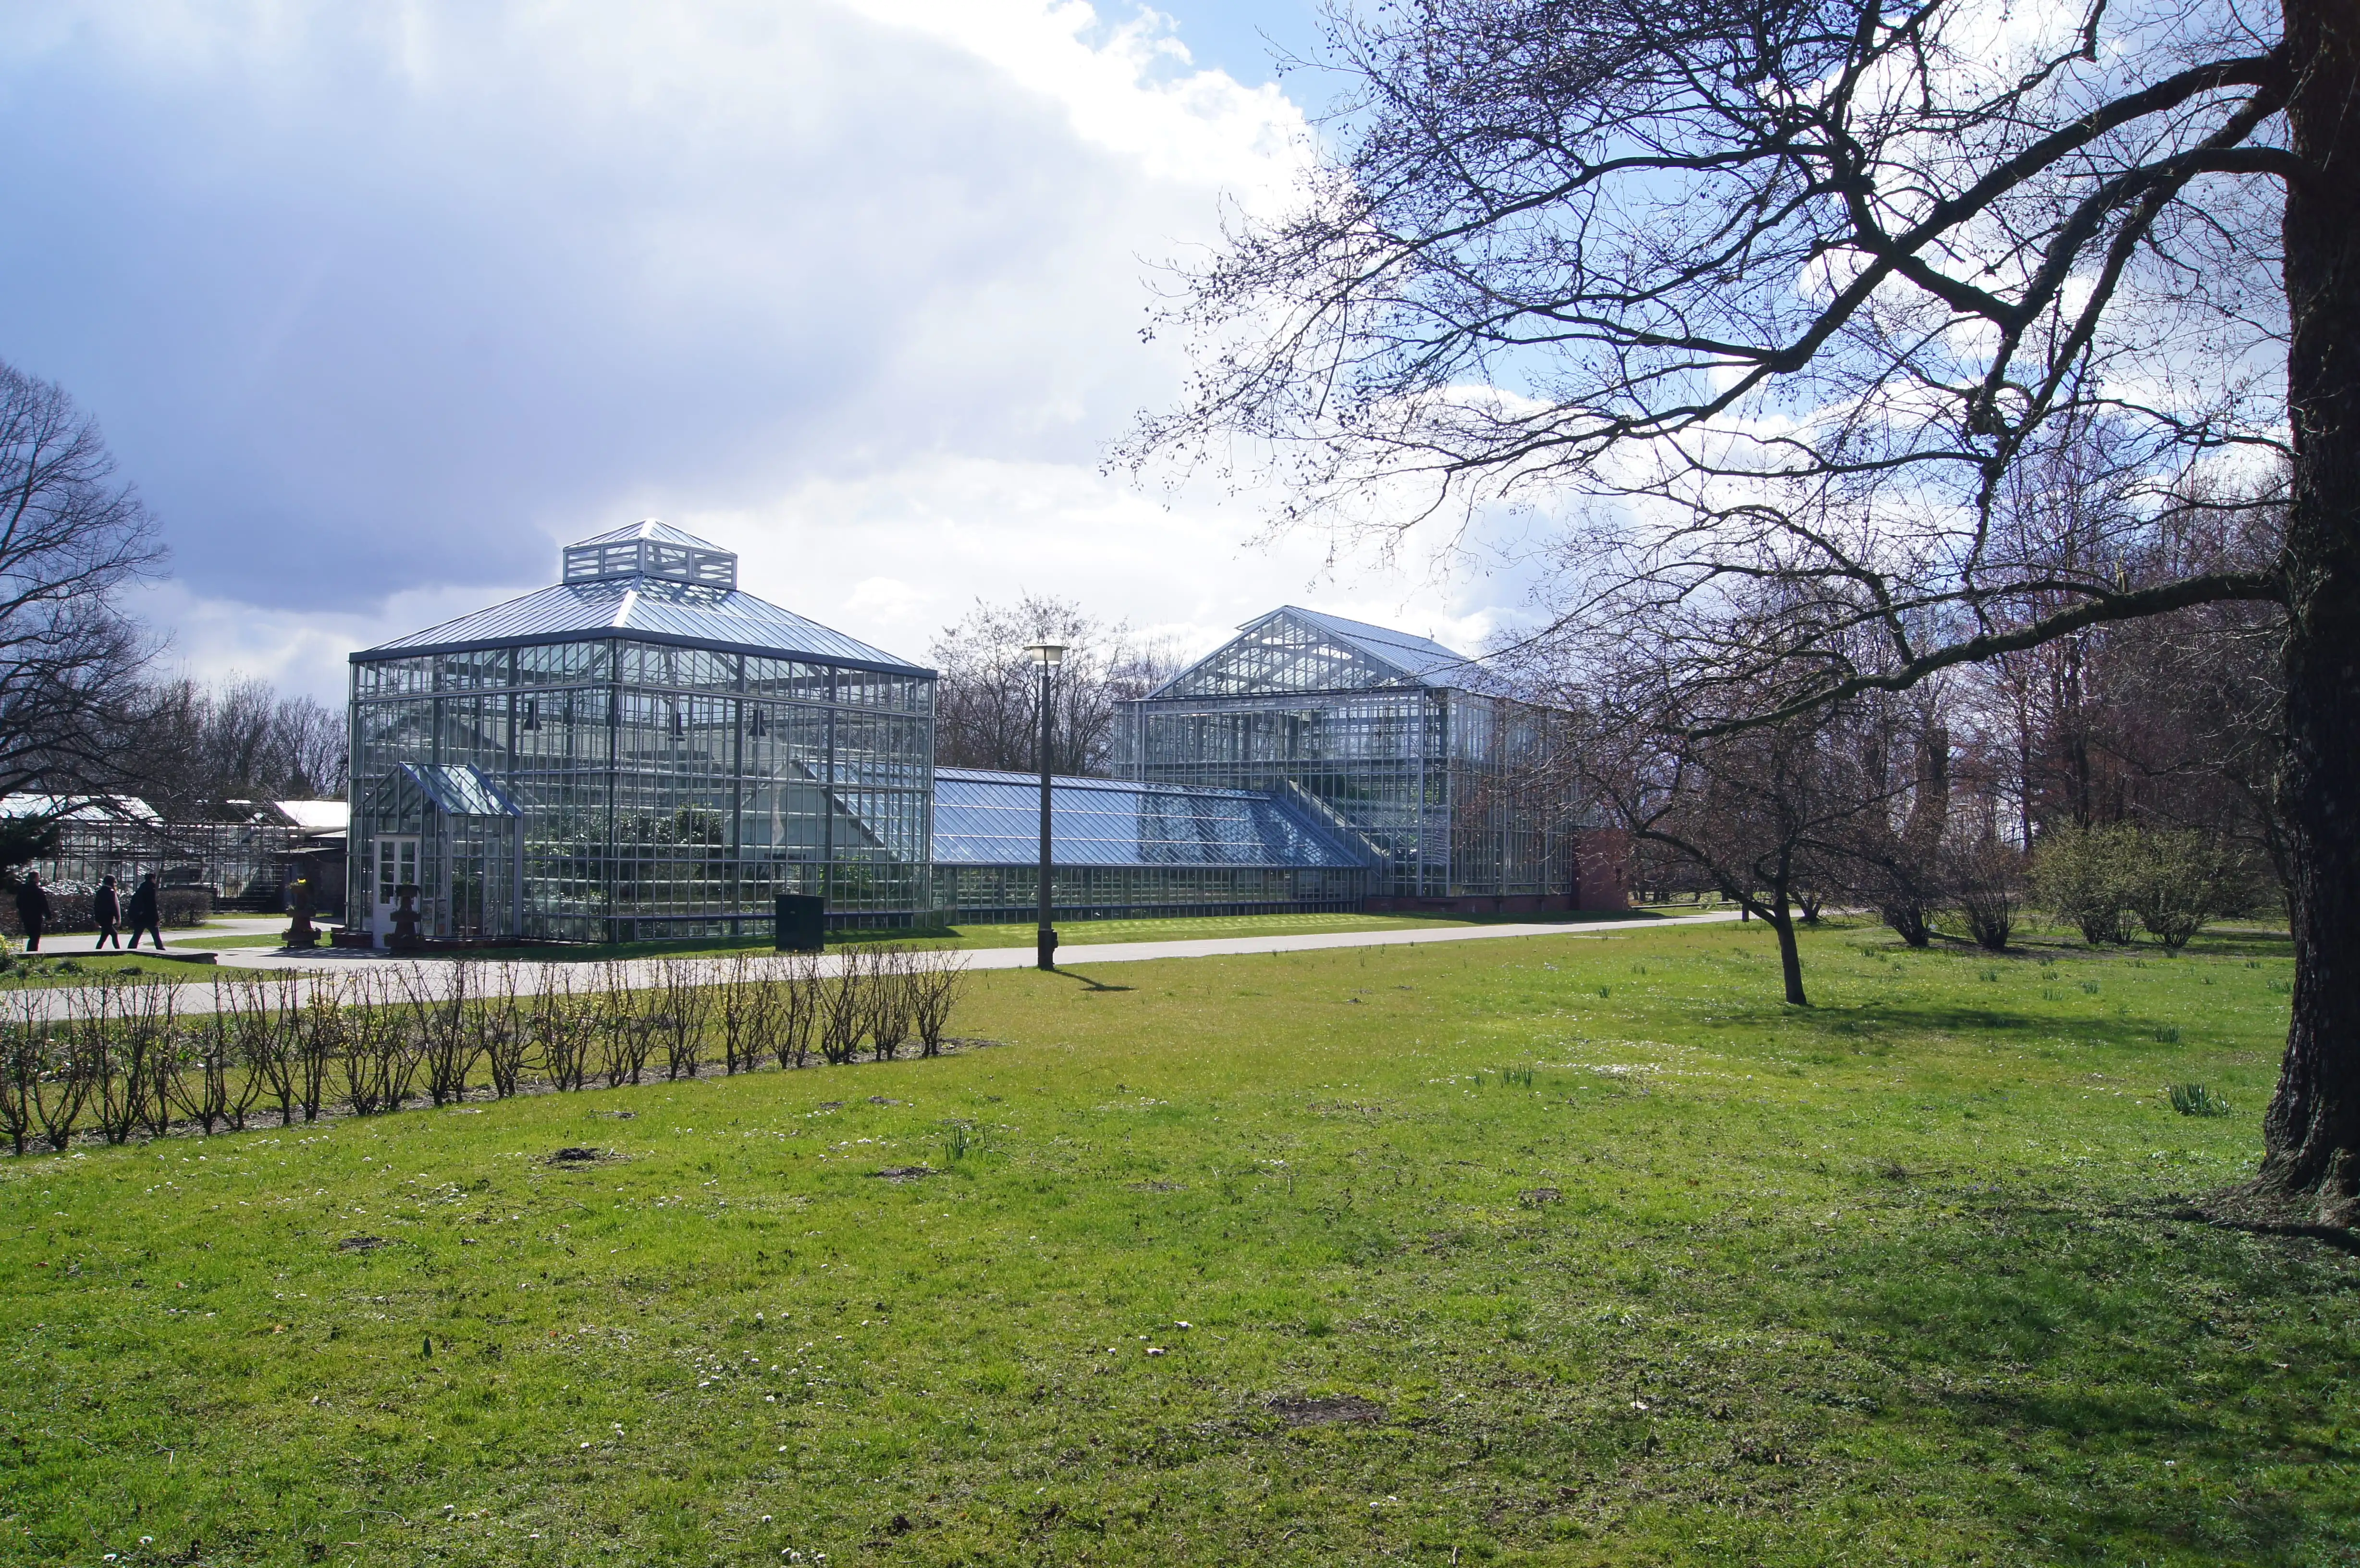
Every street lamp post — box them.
[1025,641,1067,970]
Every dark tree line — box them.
[1135,0,2360,1224]
[0,356,344,860]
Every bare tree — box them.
[134,675,349,816]
[1583,653,1891,1005]
[1134,0,2360,1225]
[929,595,1179,775]
[0,359,165,805]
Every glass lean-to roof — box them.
[932,769,1368,869]
[358,524,924,674]
[392,764,521,818]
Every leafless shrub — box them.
[405,963,482,1107]
[817,946,868,1066]
[595,962,655,1087]
[237,974,303,1128]
[909,949,970,1058]
[655,964,713,1081]
[28,1006,88,1153]
[1945,840,2025,953]
[868,947,914,1063]
[770,951,819,1070]
[84,983,141,1146]
[479,963,531,1098]
[0,1010,38,1156]
[340,970,418,1115]
[177,982,240,1135]
[295,976,341,1122]
[212,975,280,1133]
[121,978,178,1139]
[717,953,762,1075]
[532,967,594,1092]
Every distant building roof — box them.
[931,768,1368,869]
[0,793,162,825]
[271,800,349,834]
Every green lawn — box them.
[3,919,2351,1566]
[0,950,231,987]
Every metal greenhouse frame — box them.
[347,522,935,943]
[1113,606,1579,906]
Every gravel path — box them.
[8,909,1743,1017]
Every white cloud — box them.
[3,0,1536,709]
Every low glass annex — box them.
[929,768,1372,919]
[347,523,934,942]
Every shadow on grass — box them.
[1049,968,1135,992]
[1725,1192,2358,1562]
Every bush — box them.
[2122,830,2249,951]
[0,885,211,935]
[2034,823,2257,950]
[1942,838,2023,952]
[2031,823,2135,945]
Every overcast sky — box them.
[0,1,1542,702]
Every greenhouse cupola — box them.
[562,520,738,590]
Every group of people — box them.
[12,870,167,953]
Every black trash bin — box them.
[774,894,826,953]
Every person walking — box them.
[125,873,163,950]
[13,870,50,953]
[93,874,122,950]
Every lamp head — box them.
[1024,641,1069,667]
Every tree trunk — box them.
[2239,0,2360,1227]
[1767,896,1808,1007]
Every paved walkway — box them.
[16,909,1742,1017]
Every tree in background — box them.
[1135,0,2360,1225]
[928,596,1177,776]
[0,359,164,803]
[132,676,348,819]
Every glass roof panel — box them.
[357,578,925,673]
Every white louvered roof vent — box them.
[561,519,736,590]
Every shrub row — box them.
[0,946,968,1154]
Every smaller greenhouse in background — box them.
[930,768,1374,920]
[1113,606,1624,911]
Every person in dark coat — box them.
[125,873,164,950]
[93,875,122,949]
[14,871,50,953]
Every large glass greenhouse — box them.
[1112,606,1596,909]
[348,523,934,942]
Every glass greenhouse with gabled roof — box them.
[1114,606,1585,907]
[348,522,934,943]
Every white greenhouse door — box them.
[371,835,420,943]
